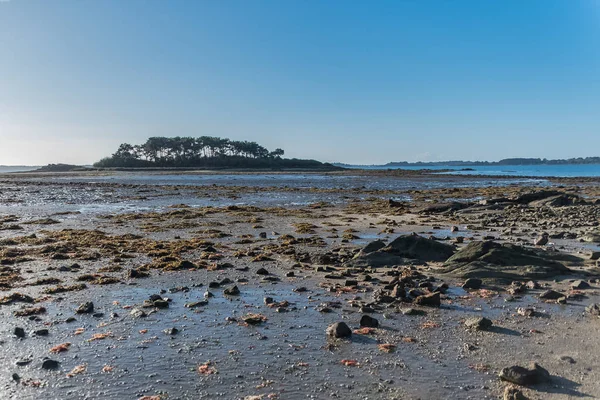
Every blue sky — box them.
[1,0,599,165]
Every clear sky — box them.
[1,0,599,165]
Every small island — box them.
[93,136,338,170]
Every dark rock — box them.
[153,299,169,308]
[360,315,379,328]
[414,292,441,307]
[326,322,352,338]
[33,329,49,336]
[41,358,60,370]
[13,327,25,338]
[499,362,550,385]
[224,285,240,296]
[529,193,583,207]
[571,280,590,289]
[361,240,387,254]
[347,234,455,268]
[185,301,208,308]
[464,317,493,331]
[344,279,358,287]
[391,284,405,298]
[208,281,220,288]
[382,234,455,262]
[256,267,270,275]
[539,290,565,300]
[462,278,482,289]
[441,241,573,281]
[420,202,471,214]
[591,251,600,261]
[513,190,562,204]
[76,301,94,314]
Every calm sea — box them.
[350,164,600,178]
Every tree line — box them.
[94,136,333,169]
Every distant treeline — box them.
[94,136,335,169]
[337,157,600,168]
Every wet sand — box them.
[1,171,600,400]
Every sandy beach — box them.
[0,171,598,399]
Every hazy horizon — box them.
[1,0,599,165]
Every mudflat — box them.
[1,171,600,400]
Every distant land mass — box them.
[93,136,339,170]
[336,157,600,168]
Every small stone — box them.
[526,280,540,289]
[76,302,94,314]
[571,280,590,290]
[41,358,60,370]
[130,308,147,318]
[464,317,493,331]
[360,315,379,328]
[224,285,240,296]
[258,232,267,239]
[164,327,179,335]
[326,322,352,338]
[414,292,441,307]
[558,355,576,364]
[153,299,169,308]
[504,386,528,400]
[591,251,600,261]
[256,267,269,275]
[65,317,76,323]
[13,327,25,338]
[586,303,600,316]
[462,278,482,290]
[344,279,358,287]
[539,290,564,300]
[391,284,405,298]
[208,282,220,288]
[400,308,426,316]
[33,328,49,336]
[285,271,295,277]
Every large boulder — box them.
[347,234,455,268]
[382,234,456,262]
[439,241,573,281]
[529,193,583,207]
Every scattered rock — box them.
[499,363,550,385]
[441,241,573,281]
[414,292,441,307]
[503,386,528,400]
[224,285,240,296]
[41,358,60,370]
[462,278,482,290]
[326,322,352,338]
[571,280,590,289]
[464,317,492,331]
[13,327,25,338]
[76,301,94,314]
[360,315,379,328]
[539,290,565,300]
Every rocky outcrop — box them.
[439,241,573,281]
[347,234,455,268]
